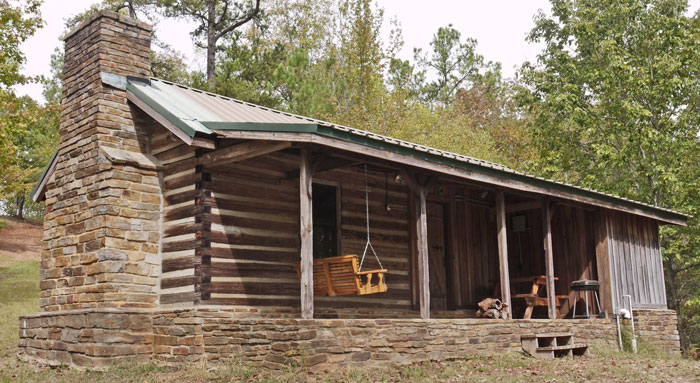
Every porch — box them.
[178,139,618,321]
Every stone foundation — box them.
[18,307,680,370]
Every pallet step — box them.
[521,333,589,360]
[521,332,572,339]
[537,343,589,352]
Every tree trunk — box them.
[15,195,24,219]
[206,0,217,89]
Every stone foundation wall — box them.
[633,309,680,352]
[18,307,681,370]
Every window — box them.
[312,183,338,259]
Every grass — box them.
[0,219,699,381]
[0,260,40,358]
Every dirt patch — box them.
[0,217,43,265]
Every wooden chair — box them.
[295,254,388,297]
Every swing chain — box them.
[359,164,384,272]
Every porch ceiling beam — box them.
[542,200,557,319]
[283,155,360,179]
[496,191,512,318]
[213,130,684,226]
[199,140,292,168]
[299,148,314,319]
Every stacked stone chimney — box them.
[40,11,161,310]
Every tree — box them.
[0,0,43,176]
[414,25,500,106]
[156,0,262,89]
[519,0,700,350]
[0,0,43,90]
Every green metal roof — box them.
[32,74,689,226]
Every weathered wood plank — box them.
[299,148,314,319]
[542,201,557,319]
[594,209,613,316]
[416,185,430,319]
[496,191,512,317]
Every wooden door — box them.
[427,202,448,310]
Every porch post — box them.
[542,200,557,319]
[299,149,314,319]
[416,186,430,319]
[496,191,512,318]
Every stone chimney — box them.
[41,11,161,311]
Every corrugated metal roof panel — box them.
[122,77,687,223]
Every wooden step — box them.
[521,332,572,339]
[521,333,589,360]
[537,343,589,352]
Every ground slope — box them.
[0,217,698,382]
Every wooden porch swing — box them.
[296,164,388,297]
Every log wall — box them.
[199,152,413,310]
[150,124,201,305]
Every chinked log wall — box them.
[199,151,414,311]
[150,124,204,305]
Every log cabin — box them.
[19,11,685,369]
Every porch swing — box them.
[296,164,388,297]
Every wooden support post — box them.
[496,191,512,318]
[594,209,613,317]
[542,200,557,319]
[416,186,430,319]
[299,149,314,319]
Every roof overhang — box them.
[31,72,689,227]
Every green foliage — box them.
[0,94,59,218]
[214,28,287,107]
[518,0,700,352]
[414,24,501,106]
[0,0,43,90]
[151,44,199,85]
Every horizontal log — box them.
[164,222,209,237]
[203,196,298,216]
[208,231,299,248]
[162,257,199,273]
[162,239,209,253]
[163,157,199,177]
[203,281,300,296]
[203,265,298,280]
[165,189,201,206]
[204,297,301,307]
[200,141,292,168]
[157,142,195,162]
[209,215,298,233]
[341,216,408,232]
[164,171,202,190]
[160,292,197,305]
[204,247,298,263]
[161,276,198,289]
[204,180,298,203]
[163,205,209,221]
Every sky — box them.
[13,0,700,103]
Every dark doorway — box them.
[427,201,449,310]
[312,183,339,259]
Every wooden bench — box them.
[295,254,387,297]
